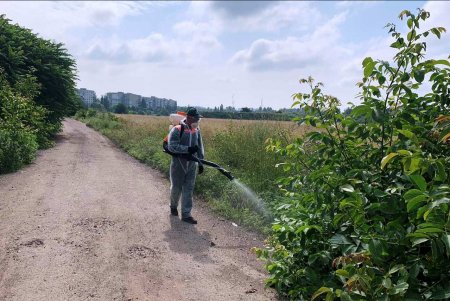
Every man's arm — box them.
[197,130,204,160]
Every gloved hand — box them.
[188,145,199,154]
[198,164,204,174]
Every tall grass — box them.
[79,113,308,232]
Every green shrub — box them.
[257,9,450,300]
[0,15,79,173]
[0,79,41,173]
[0,15,79,129]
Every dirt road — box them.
[0,119,276,301]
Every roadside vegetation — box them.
[255,10,450,300]
[0,15,80,174]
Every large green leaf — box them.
[398,129,416,139]
[312,287,332,300]
[381,152,398,169]
[352,105,371,117]
[340,184,355,193]
[404,189,425,201]
[415,227,444,234]
[413,70,425,83]
[390,282,409,294]
[411,237,429,246]
[364,61,377,77]
[329,234,353,246]
[410,174,427,191]
[434,162,447,182]
[406,195,427,212]
[430,59,450,67]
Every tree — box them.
[139,98,147,110]
[0,14,78,135]
[100,95,110,111]
[114,103,128,114]
[241,107,251,112]
[343,107,352,116]
[90,100,104,111]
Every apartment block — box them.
[124,93,142,108]
[76,88,96,106]
[106,92,125,107]
[107,92,177,111]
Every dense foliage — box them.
[257,10,450,300]
[0,15,79,173]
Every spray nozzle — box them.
[222,170,234,181]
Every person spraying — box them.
[166,107,204,224]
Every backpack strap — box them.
[179,123,184,140]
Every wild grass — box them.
[80,113,309,233]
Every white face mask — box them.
[191,122,199,129]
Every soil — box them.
[0,119,277,301]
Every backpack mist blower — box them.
[163,112,235,181]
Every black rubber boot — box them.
[170,208,178,216]
[181,216,197,224]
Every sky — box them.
[1,1,449,109]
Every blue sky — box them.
[1,1,448,109]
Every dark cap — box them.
[186,107,203,119]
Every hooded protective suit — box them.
[167,120,204,218]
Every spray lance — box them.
[163,112,235,181]
[187,155,234,181]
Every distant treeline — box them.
[199,111,294,121]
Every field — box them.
[79,112,308,232]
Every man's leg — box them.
[170,161,184,213]
[181,162,197,219]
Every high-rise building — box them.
[76,88,96,106]
[106,91,177,111]
[106,92,125,107]
[124,93,141,108]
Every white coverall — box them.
[167,120,204,218]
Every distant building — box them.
[106,92,125,107]
[144,96,177,111]
[124,93,142,108]
[76,88,96,106]
[105,91,177,111]
[104,92,177,111]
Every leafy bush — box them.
[114,103,129,114]
[0,76,43,173]
[0,15,78,173]
[257,9,450,300]
[0,14,79,128]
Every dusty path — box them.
[0,119,276,301]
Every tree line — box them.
[0,15,81,173]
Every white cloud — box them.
[209,1,276,18]
[83,30,220,66]
[335,1,380,9]
[421,1,450,58]
[188,1,322,33]
[230,12,349,71]
[0,1,150,41]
